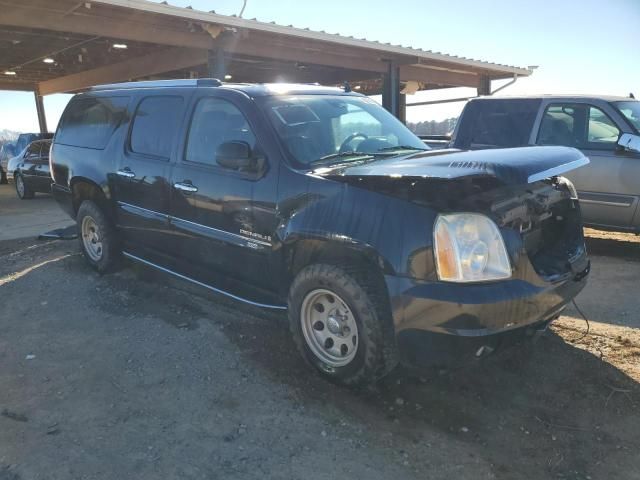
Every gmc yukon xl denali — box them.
[51,80,590,386]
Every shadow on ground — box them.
[585,236,640,260]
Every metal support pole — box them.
[34,90,48,134]
[382,61,401,119]
[477,75,491,96]
[207,47,226,79]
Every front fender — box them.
[276,174,438,280]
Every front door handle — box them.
[116,168,135,178]
[174,182,198,193]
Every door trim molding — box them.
[118,201,169,221]
[117,201,271,247]
[577,192,634,208]
[171,215,272,247]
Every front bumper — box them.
[385,264,588,363]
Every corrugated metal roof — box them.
[92,0,532,77]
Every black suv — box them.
[51,79,590,385]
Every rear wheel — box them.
[15,174,34,199]
[76,200,119,273]
[288,264,397,386]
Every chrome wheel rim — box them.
[301,289,359,367]
[81,216,103,261]
[16,176,24,197]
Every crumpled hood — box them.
[313,146,589,185]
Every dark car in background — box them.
[449,96,640,233]
[50,79,589,386]
[1,132,53,184]
[9,139,53,199]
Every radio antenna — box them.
[238,0,247,17]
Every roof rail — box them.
[90,78,222,91]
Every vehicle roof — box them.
[470,94,636,103]
[87,79,359,97]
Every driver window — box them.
[587,106,620,146]
[185,97,256,167]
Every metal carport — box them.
[0,0,532,132]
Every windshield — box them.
[260,94,428,167]
[614,101,640,132]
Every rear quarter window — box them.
[129,96,184,159]
[56,96,129,149]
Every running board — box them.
[122,251,288,311]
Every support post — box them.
[34,90,48,134]
[477,75,491,96]
[382,61,401,119]
[207,47,226,79]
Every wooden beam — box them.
[1,5,390,76]
[399,65,479,88]
[0,3,215,50]
[226,38,388,74]
[38,47,207,95]
[0,82,36,92]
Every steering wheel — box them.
[339,133,369,153]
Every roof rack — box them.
[90,78,222,91]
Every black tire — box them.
[288,264,398,387]
[15,174,34,199]
[76,200,120,273]
[0,167,7,184]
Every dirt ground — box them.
[1,205,639,479]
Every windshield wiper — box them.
[375,145,430,153]
[309,151,375,165]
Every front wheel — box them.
[288,264,397,386]
[76,200,120,273]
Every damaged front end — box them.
[482,177,589,282]
[314,145,590,283]
[311,145,590,364]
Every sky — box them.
[1,0,639,132]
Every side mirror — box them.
[216,141,257,171]
[617,133,640,154]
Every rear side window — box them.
[130,96,183,159]
[538,105,577,146]
[56,96,129,149]
[25,142,40,159]
[452,99,541,149]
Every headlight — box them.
[434,213,511,282]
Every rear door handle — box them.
[116,168,135,178]
[174,182,198,193]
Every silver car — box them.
[451,96,640,233]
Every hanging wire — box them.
[570,299,590,342]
